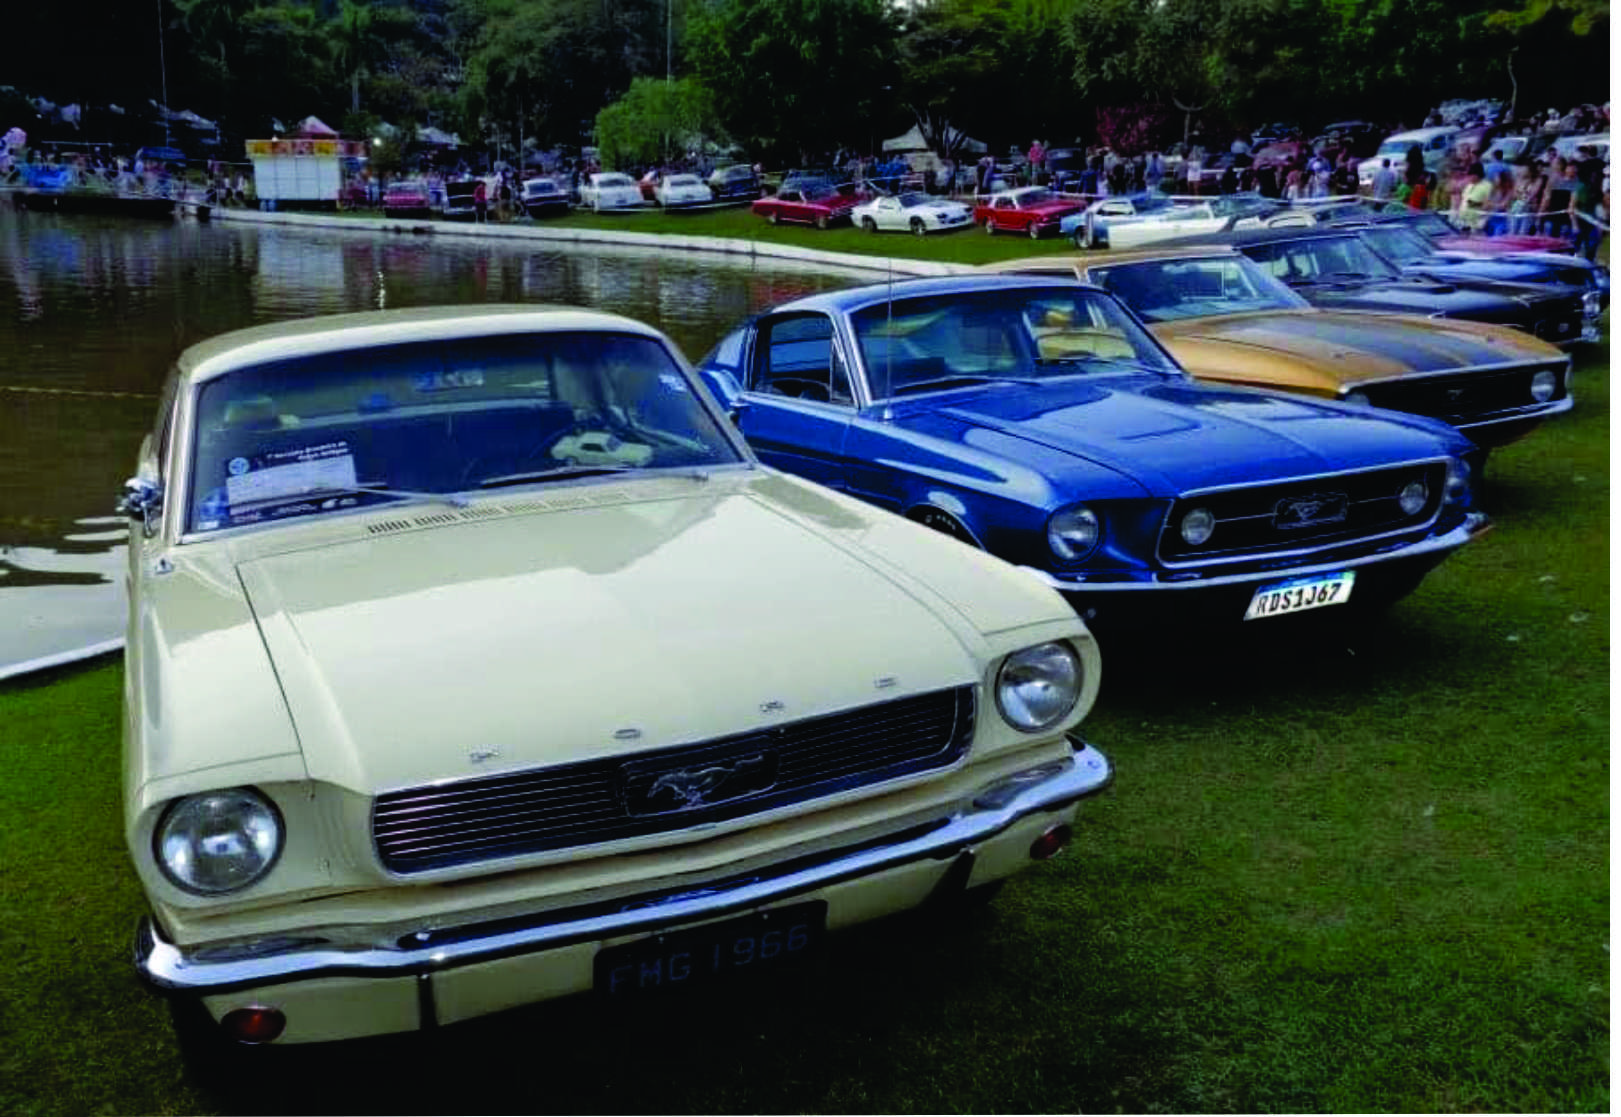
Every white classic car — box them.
[653,173,713,208]
[578,171,645,211]
[1070,195,1286,251]
[123,306,1113,1049]
[851,191,974,235]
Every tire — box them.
[911,218,926,236]
[862,217,878,233]
[768,211,780,225]
[1072,229,1087,249]
[1028,221,1042,240]
[984,218,996,236]
[816,214,830,230]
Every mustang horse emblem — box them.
[644,753,773,810]
[1274,492,1349,530]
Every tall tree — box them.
[685,0,901,165]
[593,76,721,167]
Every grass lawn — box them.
[0,239,1607,1113]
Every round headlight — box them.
[1343,390,1372,407]
[1048,505,1100,561]
[1582,291,1602,317]
[1530,369,1558,403]
[1398,479,1428,516]
[155,788,283,895]
[1445,457,1471,504]
[1180,506,1215,546]
[996,643,1082,732]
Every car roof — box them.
[980,245,1243,274]
[1156,225,1370,250]
[177,305,666,383]
[763,274,1108,316]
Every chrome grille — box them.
[1158,462,1447,564]
[1359,362,1568,424]
[372,686,976,873]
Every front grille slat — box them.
[1159,462,1449,565]
[373,686,975,873]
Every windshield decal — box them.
[224,441,357,509]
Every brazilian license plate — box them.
[1244,571,1356,620]
[594,902,826,999]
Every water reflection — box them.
[0,207,859,675]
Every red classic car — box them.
[973,187,1086,239]
[751,184,858,229]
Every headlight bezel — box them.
[1444,457,1471,504]
[153,787,285,896]
[995,642,1084,734]
[1397,478,1428,516]
[1530,368,1558,403]
[1047,504,1101,563]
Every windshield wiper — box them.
[475,463,637,489]
[229,484,471,512]
[890,375,1026,396]
[1035,355,1173,376]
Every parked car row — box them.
[123,214,1596,1050]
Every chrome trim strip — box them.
[1023,512,1488,592]
[136,740,1112,995]
[1163,457,1451,501]
[1337,355,1570,390]
[1455,396,1574,429]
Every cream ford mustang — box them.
[121,305,1112,1047]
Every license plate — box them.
[1244,571,1355,620]
[594,902,826,999]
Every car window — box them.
[851,287,1179,398]
[1089,257,1307,322]
[1245,237,1399,282]
[754,315,853,406]
[185,331,742,534]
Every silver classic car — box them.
[122,306,1112,1047]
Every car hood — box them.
[1153,308,1559,386]
[1290,279,1535,317]
[929,376,1461,497]
[230,477,1017,794]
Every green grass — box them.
[0,278,1607,1114]
[337,201,1091,266]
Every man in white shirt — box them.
[1371,159,1397,200]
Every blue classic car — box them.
[697,276,1490,630]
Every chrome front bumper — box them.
[1020,512,1490,595]
[136,738,1113,996]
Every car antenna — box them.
[885,255,894,407]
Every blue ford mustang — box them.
[696,275,1491,629]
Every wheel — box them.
[911,218,926,236]
[984,218,996,236]
[768,212,780,225]
[816,214,830,230]
[1028,221,1042,240]
[862,217,878,233]
[1072,229,1087,249]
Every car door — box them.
[734,312,857,490]
[877,196,903,230]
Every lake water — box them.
[0,207,858,677]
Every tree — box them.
[594,77,721,168]
[685,0,900,165]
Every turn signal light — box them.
[1029,823,1073,862]
[221,1006,286,1045]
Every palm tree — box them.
[334,0,374,115]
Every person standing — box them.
[1453,163,1492,231]
[1571,151,1604,260]
[1371,158,1397,201]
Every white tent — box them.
[882,123,987,154]
[417,125,462,147]
[295,115,339,137]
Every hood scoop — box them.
[363,489,638,537]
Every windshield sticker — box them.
[658,373,689,393]
[225,441,357,508]
[413,368,486,392]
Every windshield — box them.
[1089,256,1308,322]
[850,287,1180,399]
[897,192,930,207]
[1243,236,1402,283]
[186,331,742,533]
[1014,188,1054,206]
[597,174,634,187]
[1377,139,1421,157]
[1358,225,1435,265]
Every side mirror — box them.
[727,400,750,427]
[119,476,163,536]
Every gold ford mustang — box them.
[121,305,1111,1048]
[985,247,1573,449]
